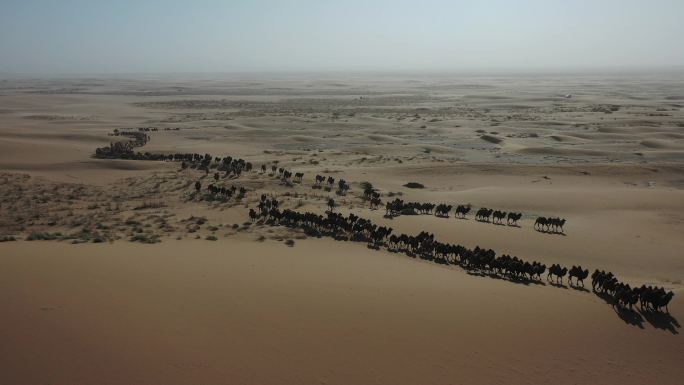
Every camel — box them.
[506,212,522,226]
[568,265,589,286]
[337,179,350,195]
[434,204,452,218]
[455,204,471,218]
[547,264,568,284]
[475,208,493,222]
[552,217,566,233]
[492,210,506,224]
[534,217,548,231]
[249,208,259,222]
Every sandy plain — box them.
[1,72,683,384]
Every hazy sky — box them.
[1,0,683,73]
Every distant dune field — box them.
[1,73,683,384]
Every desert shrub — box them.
[284,239,295,247]
[480,134,502,144]
[206,235,218,241]
[0,235,17,242]
[403,182,424,189]
[134,200,166,210]
[26,232,62,241]
[129,234,160,244]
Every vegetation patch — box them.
[129,234,161,244]
[26,232,62,241]
[403,182,425,189]
[480,134,503,144]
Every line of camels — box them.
[94,129,565,235]
[93,130,677,326]
[248,198,675,316]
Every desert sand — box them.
[1,72,683,384]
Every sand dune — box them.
[515,146,612,157]
[640,139,683,149]
[1,240,682,385]
[1,73,683,384]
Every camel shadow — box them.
[466,270,488,278]
[454,217,469,221]
[502,276,535,286]
[506,224,521,228]
[613,305,646,329]
[536,229,567,237]
[569,285,590,293]
[548,281,568,289]
[594,291,646,329]
[638,309,681,334]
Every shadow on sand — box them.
[594,291,680,334]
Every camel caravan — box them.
[381,198,528,229]
[247,197,674,315]
[201,182,247,201]
[534,216,567,234]
[592,270,675,312]
[92,129,674,316]
[475,208,524,226]
[95,128,565,234]
[95,128,253,176]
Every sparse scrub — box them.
[129,234,161,244]
[26,232,62,241]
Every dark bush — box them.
[403,182,424,189]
